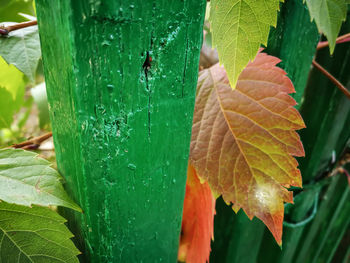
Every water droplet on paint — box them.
[107,84,114,93]
[128,163,136,170]
[102,40,110,46]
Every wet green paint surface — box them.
[35,1,206,262]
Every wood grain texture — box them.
[35,1,206,261]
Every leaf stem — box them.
[12,132,53,149]
[0,20,37,35]
[317,33,350,50]
[312,60,350,100]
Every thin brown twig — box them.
[317,33,350,50]
[312,60,350,100]
[329,153,350,186]
[338,168,350,186]
[12,132,53,149]
[0,20,37,35]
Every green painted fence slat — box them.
[266,0,319,105]
[298,15,350,183]
[342,245,350,263]
[210,1,319,262]
[209,198,236,262]
[295,174,349,263]
[256,6,350,263]
[274,188,319,263]
[332,223,350,263]
[35,1,206,262]
[319,184,349,263]
[278,15,350,263]
[210,198,265,263]
[224,212,265,263]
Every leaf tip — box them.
[328,43,336,55]
[75,206,83,213]
[232,203,240,213]
[278,241,283,249]
[228,76,239,90]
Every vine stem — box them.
[338,168,350,186]
[0,20,37,35]
[317,33,350,50]
[312,60,350,100]
[12,132,53,149]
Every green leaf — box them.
[209,0,281,89]
[0,0,35,22]
[0,201,80,262]
[0,88,16,129]
[0,22,41,82]
[18,13,37,21]
[304,0,348,53]
[0,149,82,212]
[0,56,26,100]
[31,82,50,129]
[0,58,25,128]
[17,97,34,130]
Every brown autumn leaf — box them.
[178,163,216,263]
[190,51,305,245]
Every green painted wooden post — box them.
[35,1,206,261]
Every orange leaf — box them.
[190,51,305,245]
[178,163,216,263]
